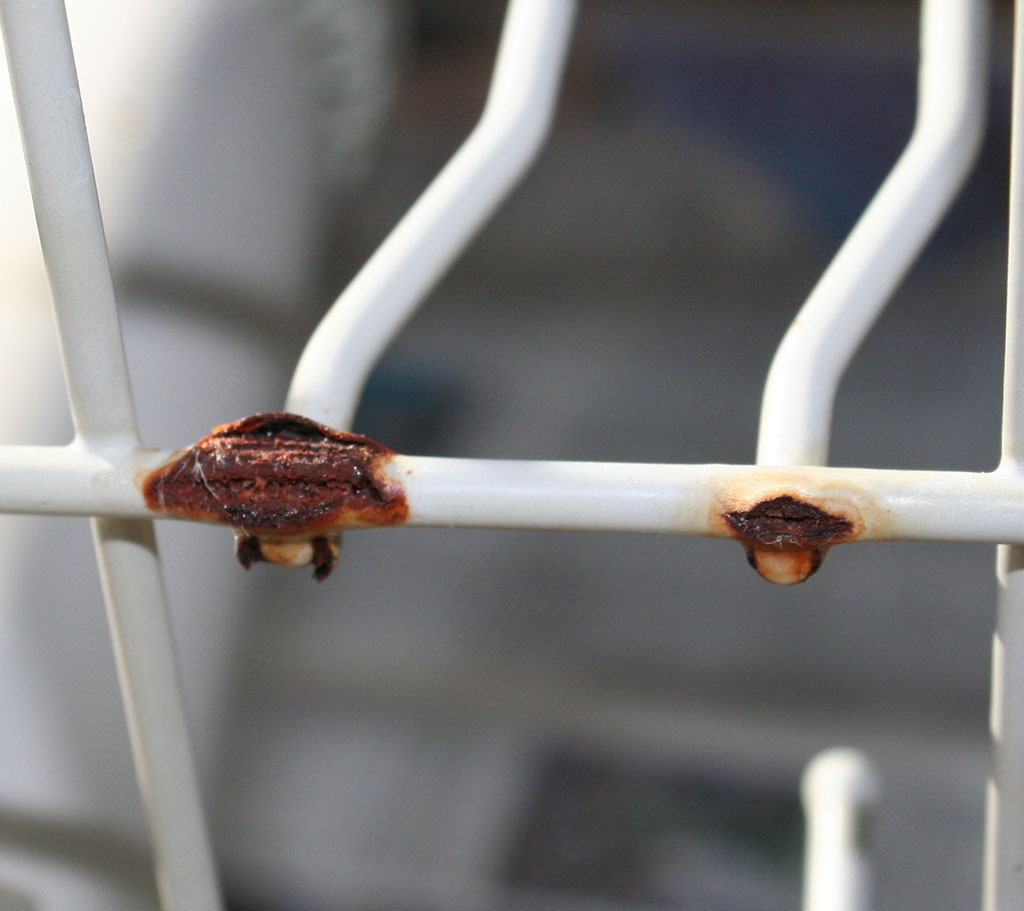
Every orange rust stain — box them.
[708,475,874,585]
[139,412,407,579]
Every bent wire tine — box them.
[286,0,576,430]
[757,0,989,467]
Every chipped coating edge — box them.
[705,470,880,538]
[706,470,881,585]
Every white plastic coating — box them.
[757,0,989,467]
[286,0,576,429]
[985,547,1024,911]
[0,3,221,909]
[11,445,1024,546]
[92,518,222,911]
[986,4,1024,907]
[0,0,137,447]
[801,748,880,911]
[389,458,1024,543]
[1003,0,1024,470]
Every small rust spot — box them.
[141,412,408,580]
[723,495,854,585]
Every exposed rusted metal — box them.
[725,495,853,548]
[140,412,408,580]
[722,494,857,585]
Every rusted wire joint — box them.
[723,495,855,585]
[141,412,408,580]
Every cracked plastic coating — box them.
[141,412,408,579]
[719,494,860,585]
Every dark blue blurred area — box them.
[598,8,1010,251]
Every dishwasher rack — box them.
[0,0,1015,909]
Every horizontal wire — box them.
[2,443,1021,545]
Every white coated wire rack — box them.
[0,0,1018,909]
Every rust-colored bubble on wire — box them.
[140,412,408,580]
[722,495,858,585]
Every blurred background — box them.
[0,0,1015,908]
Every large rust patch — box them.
[141,412,407,580]
[723,495,855,585]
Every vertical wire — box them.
[0,2,222,908]
[92,519,223,911]
[0,0,136,446]
[987,2,1024,909]
[986,547,1024,911]
[801,749,880,911]
[1004,0,1024,469]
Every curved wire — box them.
[286,0,576,429]
[757,0,990,466]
